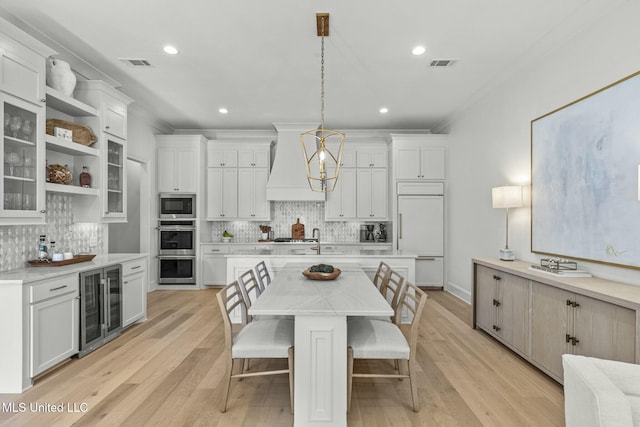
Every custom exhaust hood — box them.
[266,123,325,201]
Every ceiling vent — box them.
[118,58,154,67]
[429,59,458,68]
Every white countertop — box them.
[0,253,148,284]
[249,263,394,316]
[224,247,414,257]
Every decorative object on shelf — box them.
[9,115,22,138]
[28,254,96,267]
[300,13,345,193]
[6,152,20,176]
[80,166,91,188]
[492,185,522,261]
[20,119,33,142]
[46,119,96,146]
[47,163,73,184]
[302,264,341,280]
[46,57,77,97]
[259,224,272,241]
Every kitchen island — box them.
[0,253,148,393]
[225,249,416,324]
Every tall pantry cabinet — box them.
[391,134,447,287]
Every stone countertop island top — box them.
[0,253,148,284]
[224,247,416,257]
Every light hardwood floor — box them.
[0,289,564,426]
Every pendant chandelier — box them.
[301,13,345,192]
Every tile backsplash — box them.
[0,193,103,272]
[206,201,390,243]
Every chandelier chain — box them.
[320,16,325,132]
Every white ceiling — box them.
[0,0,620,132]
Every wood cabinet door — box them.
[157,148,177,192]
[497,272,530,355]
[394,147,421,180]
[370,168,388,219]
[122,272,145,328]
[573,294,635,363]
[176,149,197,192]
[30,294,79,376]
[420,147,446,180]
[474,265,496,333]
[206,168,237,219]
[326,168,356,220]
[531,282,570,380]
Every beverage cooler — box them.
[78,265,122,357]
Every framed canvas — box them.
[531,71,640,269]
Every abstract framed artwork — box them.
[531,71,640,269]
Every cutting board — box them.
[292,218,305,239]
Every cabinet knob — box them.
[41,99,46,103]
[566,334,572,343]
[572,337,580,346]
[40,209,46,213]
[566,299,573,306]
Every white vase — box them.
[46,57,77,97]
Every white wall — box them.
[446,1,640,302]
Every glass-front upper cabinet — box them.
[105,137,125,217]
[1,94,45,223]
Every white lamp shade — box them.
[492,185,522,209]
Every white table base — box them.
[294,315,347,427]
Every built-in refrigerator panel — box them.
[397,195,444,256]
[397,182,445,286]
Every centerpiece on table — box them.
[302,263,341,280]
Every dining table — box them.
[249,262,394,427]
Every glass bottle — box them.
[80,166,91,188]
[38,235,48,260]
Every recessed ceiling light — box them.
[412,46,426,56]
[163,45,179,55]
[379,107,389,114]
[219,107,228,114]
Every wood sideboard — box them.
[473,258,640,383]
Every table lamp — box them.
[492,185,522,261]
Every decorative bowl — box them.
[302,268,341,281]
[222,237,232,243]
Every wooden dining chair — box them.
[347,281,427,413]
[255,260,271,292]
[372,261,391,293]
[238,269,262,321]
[382,269,405,324]
[216,280,295,413]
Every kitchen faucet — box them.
[312,228,320,255]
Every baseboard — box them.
[444,280,471,304]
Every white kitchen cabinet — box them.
[206,140,271,221]
[238,167,270,220]
[238,145,270,168]
[392,134,447,181]
[122,258,147,328]
[29,274,79,377]
[206,167,238,219]
[0,26,52,225]
[1,93,46,223]
[356,168,388,219]
[325,167,356,220]
[201,244,229,286]
[73,81,133,223]
[356,145,387,168]
[156,135,205,194]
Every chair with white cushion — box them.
[347,281,427,412]
[237,269,262,319]
[216,280,294,413]
[255,260,271,292]
[382,269,406,324]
